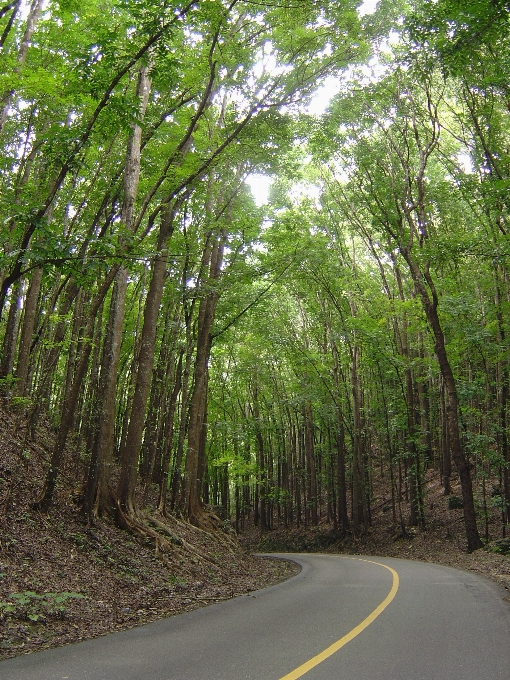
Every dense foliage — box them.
[1,0,509,552]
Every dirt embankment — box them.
[0,409,297,660]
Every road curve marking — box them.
[279,557,399,680]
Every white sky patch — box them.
[458,152,474,173]
[306,76,342,115]
[358,0,378,16]
[246,174,272,206]
[387,29,401,47]
[289,182,322,207]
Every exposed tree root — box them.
[114,501,177,555]
[176,507,239,553]
[147,514,221,567]
[112,499,230,570]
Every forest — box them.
[1,0,510,628]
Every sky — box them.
[246,0,379,206]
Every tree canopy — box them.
[1,0,510,552]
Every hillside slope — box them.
[0,408,297,659]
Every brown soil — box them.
[1,405,509,661]
[0,408,298,660]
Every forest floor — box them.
[0,408,298,660]
[1,405,510,661]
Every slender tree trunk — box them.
[83,66,152,520]
[117,202,178,518]
[28,280,80,430]
[439,376,452,494]
[170,331,193,510]
[418,333,433,467]
[178,162,240,524]
[0,281,22,383]
[252,384,267,533]
[140,305,176,492]
[402,248,482,551]
[198,375,209,508]
[392,259,425,528]
[157,350,183,513]
[82,298,104,457]
[33,267,119,511]
[495,274,510,526]
[178,307,214,524]
[336,416,349,533]
[0,0,21,50]
[350,342,365,532]
[0,0,44,133]
[62,289,85,408]
[304,400,318,526]
[84,273,129,518]
[117,286,145,464]
[13,268,42,397]
[329,336,349,533]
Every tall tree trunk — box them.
[62,289,85,408]
[170,328,194,510]
[178,222,227,524]
[14,268,42,397]
[495,273,510,526]
[304,400,318,526]
[140,304,176,491]
[29,280,80,431]
[178,310,213,524]
[116,201,178,518]
[350,341,365,533]
[402,248,482,551]
[84,272,129,518]
[440,376,452,494]
[33,267,119,511]
[84,65,151,519]
[394,263,425,528]
[331,338,349,533]
[157,350,183,514]
[178,163,238,524]
[0,280,22,384]
[252,382,267,533]
[0,0,44,133]
[336,416,349,533]
[418,333,433,468]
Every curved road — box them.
[1,554,510,679]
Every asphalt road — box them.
[2,553,510,679]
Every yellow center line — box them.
[279,557,400,680]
